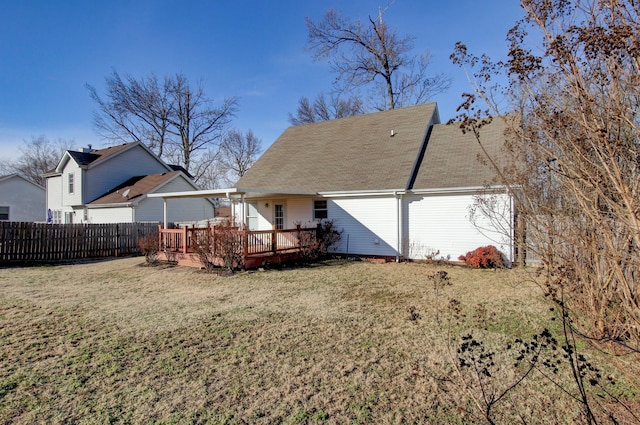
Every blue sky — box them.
[0,0,524,160]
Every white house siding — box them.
[329,196,399,257]
[405,192,513,262]
[136,177,214,223]
[46,175,63,213]
[62,161,83,207]
[85,145,168,203]
[235,196,314,230]
[87,207,134,223]
[283,197,313,227]
[47,173,76,223]
[0,177,45,222]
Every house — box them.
[44,142,215,224]
[151,103,514,263]
[0,174,46,222]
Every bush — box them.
[458,245,505,269]
[316,219,343,255]
[137,232,159,265]
[192,220,243,273]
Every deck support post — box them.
[271,226,277,255]
[182,226,188,254]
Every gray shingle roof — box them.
[236,103,439,192]
[411,118,508,190]
[236,104,507,194]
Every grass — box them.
[0,257,637,424]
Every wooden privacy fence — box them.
[0,222,159,263]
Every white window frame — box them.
[313,200,328,220]
[274,203,285,230]
[68,173,75,194]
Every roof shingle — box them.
[236,103,439,192]
[411,119,508,190]
[89,171,181,205]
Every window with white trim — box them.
[68,173,75,194]
[313,200,328,220]
[0,206,9,221]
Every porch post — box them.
[241,194,246,228]
[163,198,168,229]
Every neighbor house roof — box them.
[44,142,173,176]
[88,171,183,206]
[410,118,509,190]
[0,173,45,190]
[236,103,439,193]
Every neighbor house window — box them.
[313,200,328,220]
[0,206,9,221]
[53,210,62,224]
[68,173,75,194]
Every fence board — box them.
[0,222,159,264]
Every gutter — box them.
[317,189,406,198]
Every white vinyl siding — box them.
[87,207,134,223]
[329,196,399,256]
[0,175,46,222]
[405,192,513,262]
[84,145,170,203]
[61,161,83,207]
[284,197,312,227]
[68,173,75,194]
[46,175,63,212]
[135,176,215,223]
[236,197,313,230]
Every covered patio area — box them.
[157,222,320,269]
[148,188,320,269]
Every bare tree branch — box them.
[306,7,451,110]
[88,71,238,176]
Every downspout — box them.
[395,191,402,263]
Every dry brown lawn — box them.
[0,257,637,424]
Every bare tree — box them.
[288,92,364,125]
[306,7,451,110]
[87,71,238,175]
[87,71,172,156]
[0,136,73,186]
[451,0,640,347]
[188,149,228,190]
[219,130,262,182]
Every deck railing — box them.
[158,223,320,265]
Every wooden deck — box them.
[157,224,319,269]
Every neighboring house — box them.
[44,142,215,224]
[152,103,514,262]
[0,174,46,222]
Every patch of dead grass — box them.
[0,258,637,424]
